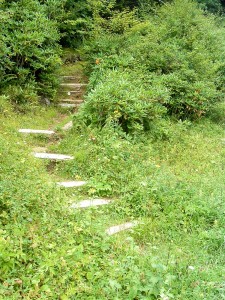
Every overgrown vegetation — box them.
[78,0,225,134]
[1,91,224,299]
[1,0,225,299]
[0,0,224,104]
[0,0,61,102]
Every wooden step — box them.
[34,153,74,160]
[106,221,139,235]
[57,181,86,187]
[70,199,112,209]
[19,129,55,135]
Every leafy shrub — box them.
[77,70,166,134]
[197,0,224,13]
[142,0,225,117]
[3,84,39,112]
[100,9,139,34]
[0,0,61,100]
[42,0,93,47]
[82,0,225,129]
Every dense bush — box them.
[79,0,225,134]
[77,70,166,134]
[0,0,61,102]
[135,0,225,117]
[197,0,225,13]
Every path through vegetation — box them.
[18,66,138,236]
[1,62,224,299]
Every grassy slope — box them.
[0,75,224,299]
[53,112,225,299]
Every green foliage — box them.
[77,70,166,134]
[197,0,225,14]
[0,66,224,298]
[0,107,175,300]
[0,95,12,116]
[54,115,225,299]
[80,0,225,134]
[91,7,139,36]
[50,0,92,47]
[3,84,39,110]
[0,0,61,101]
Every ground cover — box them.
[0,60,224,299]
[53,110,225,299]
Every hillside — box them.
[0,0,225,299]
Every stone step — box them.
[61,99,83,104]
[106,221,139,235]
[58,103,78,108]
[61,76,85,83]
[62,76,77,79]
[60,83,87,87]
[62,121,73,131]
[19,129,55,135]
[61,76,79,80]
[57,181,86,187]
[70,199,112,209]
[59,92,84,99]
[34,153,74,160]
[59,91,84,99]
[66,90,83,93]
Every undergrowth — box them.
[0,77,225,299]
[54,103,225,299]
[1,0,225,298]
[78,0,225,134]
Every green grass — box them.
[0,95,225,299]
[51,112,225,299]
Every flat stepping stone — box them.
[57,181,86,188]
[34,153,74,160]
[62,121,73,131]
[19,129,55,135]
[71,199,112,209]
[58,103,77,108]
[106,221,139,235]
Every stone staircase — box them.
[58,76,87,109]
[17,69,140,236]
